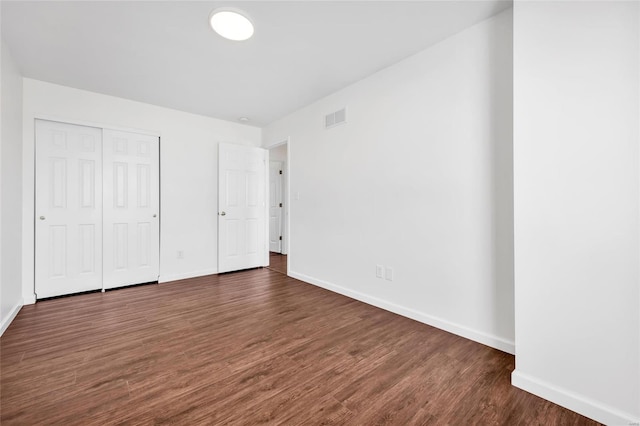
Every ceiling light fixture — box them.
[209,8,254,41]
[239,117,250,122]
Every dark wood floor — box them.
[1,265,598,425]
[268,252,287,274]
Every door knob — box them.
[220,211,226,216]
[153,214,157,218]
[39,216,45,220]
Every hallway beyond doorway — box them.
[267,252,287,275]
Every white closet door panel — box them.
[35,120,103,298]
[103,129,159,289]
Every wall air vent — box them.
[324,108,347,129]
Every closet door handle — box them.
[152,214,157,218]
[39,216,45,220]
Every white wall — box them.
[22,79,262,302]
[269,143,287,162]
[512,1,640,424]
[264,10,514,353]
[1,39,24,334]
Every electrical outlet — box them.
[177,250,184,259]
[376,265,384,278]
[385,267,394,281]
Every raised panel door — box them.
[218,144,268,273]
[103,129,159,289]
[35,120,103,298]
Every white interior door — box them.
[103,129,160,289]
[269,161,283,253]
[35,120,103,298]
[218,143,268,273]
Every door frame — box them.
[279,161,288,256]
[25,115,161,303]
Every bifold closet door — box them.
[102,129,160,289]
[35,120,103,298]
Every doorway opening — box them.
[268,141,288,272]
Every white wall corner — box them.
[0,299,23,337]
[512,370,640,426]
[289,270,515,355]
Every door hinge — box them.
[279,236,282,241]
[279,202,283,208]
[279,170,283,175]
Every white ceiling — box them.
[1,1,511,126]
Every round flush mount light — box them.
[209,8,254,41]
[238,117,250,122]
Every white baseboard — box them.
[512,370,639,425]
[0,299,24,337]
[159,268,218,283]
[288,270,515,355]
[23,293,36,305]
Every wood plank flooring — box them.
[1,261,599,425]
[267,252,287,275]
